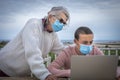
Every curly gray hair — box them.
[48,6,70,21]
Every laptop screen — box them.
[71,55,118,80]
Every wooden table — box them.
[0,77,69,80]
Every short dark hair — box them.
[74,26,93,40]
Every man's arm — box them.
[48,50,70,78]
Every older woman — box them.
[0,6,70,80]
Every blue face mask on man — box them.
[79,44,93,55]
[52,20,64,32]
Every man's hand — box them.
[45,74,57,80]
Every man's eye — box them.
[90,41,93,44]
[83,41,88,44]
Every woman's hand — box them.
[45,74,57,80]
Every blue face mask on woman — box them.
[52,20,64,32]
[79,44,93,55]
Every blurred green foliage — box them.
[0,41,8,48]
[48,52,56,62]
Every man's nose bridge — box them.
[86,41,91,45]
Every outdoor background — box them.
[0,0,120,42]
[0,0,120,66]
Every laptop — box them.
[71,55,118,80]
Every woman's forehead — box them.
[59,12,68,21]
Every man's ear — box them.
[74,39,76,43]
[74,39,78,44]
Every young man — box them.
[48,26,104,77]
[0,6,70,80]
[48,26,120,80]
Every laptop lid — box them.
[71,55,118,80]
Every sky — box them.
[0,0,120,41]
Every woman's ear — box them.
[48,15,55,24]
[48,15,52,21]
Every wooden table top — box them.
[0,77,69,80]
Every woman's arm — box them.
[22,19,51,80]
